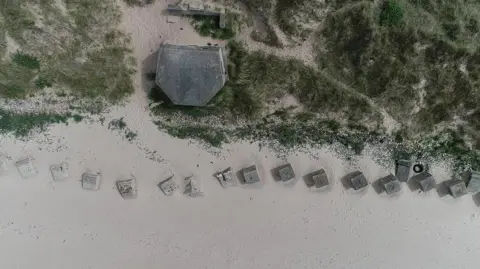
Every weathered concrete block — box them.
[395,160,411,182]
[82,172,102,191]
[277,164,295,182]
[349,171,368,190]
[309,169,329,189]
[242,165,260,184]
[380,174,401,195]
[216,167,236,188]
[447,179,467,198]
[411,171,436,192]
[184,176,203,197]
[116,177,137,199]
[15,157,37,179]
[50,163,69,181]
[467,171,480,193]
[158,176,178,196]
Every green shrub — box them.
[379,0,404,26]
[35,76,52,89]
[12,51,40,69]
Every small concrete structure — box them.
[379,174,401,195]
[15,157,37,179]
[156,43,228,106]
[184,176,203,197]
[276,164,295,182]
[395,160,411,182]
[467,170,480,193]
[82,172,102,191]
[447,179,467,198]
[242,165,260,184]
[158,176,178,196]
[116,177,137,199]
[167,4,226,29]
[215,167,236,188]
[50,163,69,181]
[411,171,436,192]
[307,169,329,189]
[347,171,368,190]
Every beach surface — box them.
[0,1,479,268]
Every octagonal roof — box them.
[155,43,228,106]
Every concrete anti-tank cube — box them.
[412,171,436,192]
[82,172,102,191]
[395,160,411,182]
[50,163,69,181]
[216,167,236,188]
[184,176,203,197]
[16,157,37,179]
[277,164,295,182]
[310,169,329,189]
[158,176,178,196]
[380,174,401,195]
[242,165,260,184]
[116,178,137,199]
[349,171,368,190]
[447,180,467,198]
[467,171,480,193]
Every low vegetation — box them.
[0,108,82,137]
[317,0,480,146]
[0,0,136,135]
[108,117,138,141]
[0,0,135,101]
[191,13,237,40]
[150,0,480,173]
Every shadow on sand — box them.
[473,192,480,207]
[371,178,384,195]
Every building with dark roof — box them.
[155,43,228,106]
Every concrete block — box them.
[216,167,236,188]
[242,165,260,184]
[50,163,69,181]
[310,169,329,189]
[380,174,401,195]
[412,171,436,192]
[447,180,467,198]
[184,176,203,197]
[467,171,480,193]
[15,157,37,179]
[116,177,137,199]
[82,172,102,191]
[158,176,178,196]
[349,171,368,190]
[277,164,295,182]
[395,160,411,182]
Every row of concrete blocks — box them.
[395,160,473,198]
[7,156,473,199]
[7,157,137,199]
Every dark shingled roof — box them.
[155,44,227,106]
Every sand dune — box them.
[0,1,479,268]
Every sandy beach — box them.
[1,120,480,269]
[0,1,480,268]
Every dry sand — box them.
[0,1,479,268]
